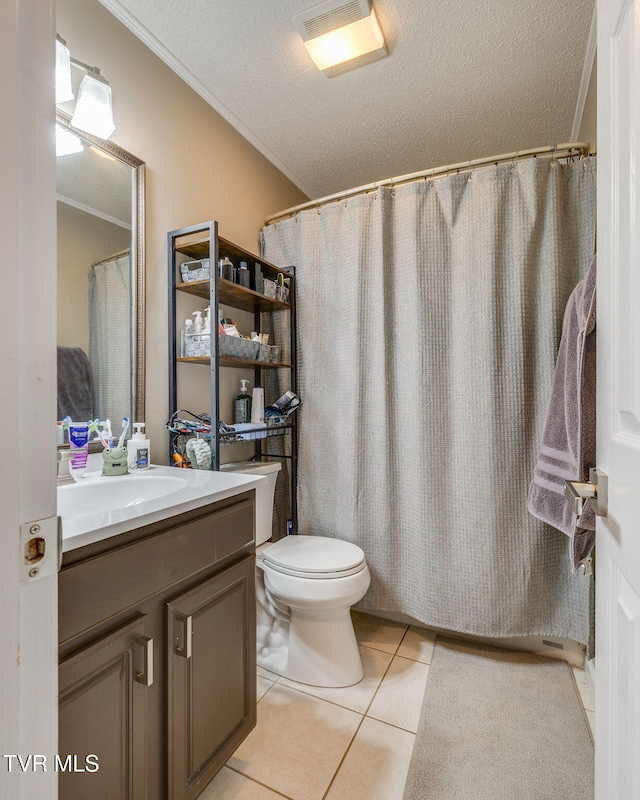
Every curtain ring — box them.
[467,160,473,181]
[390,181,395,197]
[511,152,519,173]
[316,203,321,215]
[344,190,348,208]
[583,157,591,167]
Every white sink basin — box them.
[57,465,266,553]
[57,474,189,519]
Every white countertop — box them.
[59,464,266,552]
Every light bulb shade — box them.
[304,12,386,75]
[56,125,84,157]
[71,74,115,139]
[55,39,74,104]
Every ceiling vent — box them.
[297,0,366,41]
[294,0,388,77]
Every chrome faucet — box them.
[57,450,76,485]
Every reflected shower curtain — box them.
[261,157,596,644]
[89,250,131,424]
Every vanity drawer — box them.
[59,497,254,645]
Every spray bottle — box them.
[234,379,252,424]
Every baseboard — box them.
[363,608,586,667]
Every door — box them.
[167,556,256,800]
[0,1,57,799]
[58,616,151,800]
[596,1,640,797]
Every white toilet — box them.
[221,460,370,688]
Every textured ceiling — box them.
[56,134,133,225]
[106,0,593,199]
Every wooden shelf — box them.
[176,278,291,312]
[175,235,294,281]
[177,356,293,369]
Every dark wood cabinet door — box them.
[167,555,256,800]
[59,616,150,800]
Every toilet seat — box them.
[261,535,366,579]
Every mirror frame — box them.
[56,111,146,441]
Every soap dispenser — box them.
[192,310,203,334]
[128,423,151,471]
[234,379,252,424]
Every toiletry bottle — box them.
[238,261,251,288]
[203,306,211,356]
[234,379,252,424]
[191,310,204,356]
[253,262,264,293]
[220,257,234,282]
[251,386,265,424]
[192,310,203,334]
[128,422,151,470]
[181,318,193,357]
[67,420,90,480]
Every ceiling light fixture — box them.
[56,35,115,140]
[294,0,387,77]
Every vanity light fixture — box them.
[294,0,388,77]
[71,69,115,139]
[56,35,115,140]
[55,36,74,104]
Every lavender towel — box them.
[528,256,596,572]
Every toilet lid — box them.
[262,535,366,577]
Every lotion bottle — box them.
[128,423,151,470]
[234,379,252,424]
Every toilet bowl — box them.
[220,460,370,688]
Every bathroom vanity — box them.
[57,468,263,800]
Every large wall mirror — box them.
[56,112,145,442]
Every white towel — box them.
[527,256,597,572]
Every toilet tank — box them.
[220,460,282,545]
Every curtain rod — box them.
[265,141,592,225]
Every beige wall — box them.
[57,201,131,355]
[56,0,307,458]
[578,59,597,152]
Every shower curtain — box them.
[89,250,131,424]
[261,157,596,645]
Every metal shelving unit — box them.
[167,220,298,531]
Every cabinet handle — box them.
[135,635,154,686]
[175,614,192,659]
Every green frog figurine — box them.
[102,446,129,476]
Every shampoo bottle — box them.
[234,379,252,424]
[128,422,151,470]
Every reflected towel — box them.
[57,346,94,422]
[527,256,597,572]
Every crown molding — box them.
[570,2,597,144]
[98,0,313,198]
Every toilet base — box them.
[258,604,364,688]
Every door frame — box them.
[0,0,58,797]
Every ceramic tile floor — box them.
[202,612,595,800]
